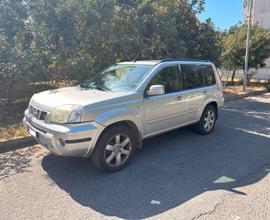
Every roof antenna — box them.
[133,51,142,63]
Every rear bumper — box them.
[217,96,225,108]
[23,112,105,157]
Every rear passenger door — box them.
[180,64,206,123]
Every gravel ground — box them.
[0,93,270,220]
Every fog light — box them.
[58,138,65,147]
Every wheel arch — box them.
[85,120,142,158]
[96,120,142,150]
[198,100,219,120]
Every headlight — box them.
[50,105,83,124]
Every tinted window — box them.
[149,66,180,94]
[201,65,216,86]
[181,64,204,90]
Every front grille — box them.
[29,105,49,121]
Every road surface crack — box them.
[191,202,223,220]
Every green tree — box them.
[194,19,222,65]
[220,24,270,82]
[0,0,223,86]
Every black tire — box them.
[193,105,217,135]
[91,125,136,172]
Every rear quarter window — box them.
[201,65,216,86]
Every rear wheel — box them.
[193,105,217,135]
[91,125,136,172]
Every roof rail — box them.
[159,58,210,63]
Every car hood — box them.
[30,86,132,111]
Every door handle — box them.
[202,91,207,95]
[177,96,182,101]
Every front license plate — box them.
[29,128,37,138]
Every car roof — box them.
[119,59,212,66]
[119,60,161,66]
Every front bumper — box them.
[23,112,105,157]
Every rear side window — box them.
[201,65,216,86]
[149,66,180,94]
[181,64,204,90]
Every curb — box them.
[224,90,268,102]
[0,90,268,154]
[0,136,36,154]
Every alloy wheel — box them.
[203,109,215,132]
[104,134,132,167]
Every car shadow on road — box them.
[42,97,270,219]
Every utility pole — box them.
[244,0,253,92]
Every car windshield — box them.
[81,64,153,92]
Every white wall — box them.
[253,0,270,29]
[251,0,270,67]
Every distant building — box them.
[244,0,270,28]
[244,0,270,67]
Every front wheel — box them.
[91,125,136,172]
[193,105,217,135]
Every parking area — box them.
[1,93,270,220]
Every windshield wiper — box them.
[95,85,111,92]
[80,83,111,92]
[80,82,111,92]
[80,83,86,88]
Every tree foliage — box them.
[0,0,222,82]
[220,24,270,71]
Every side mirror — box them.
[147,85,165,96]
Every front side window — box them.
[181,64,204,90]
[149,66,180,94]
[81,64,153,92]
[201,65,216,86]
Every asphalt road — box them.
[1,93,270,220]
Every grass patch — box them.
[223,85,267,97]
[0,123,28,142]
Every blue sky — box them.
[198,0,244,30]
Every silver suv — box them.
[23,59,224,172]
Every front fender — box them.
[94,108,143,132]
